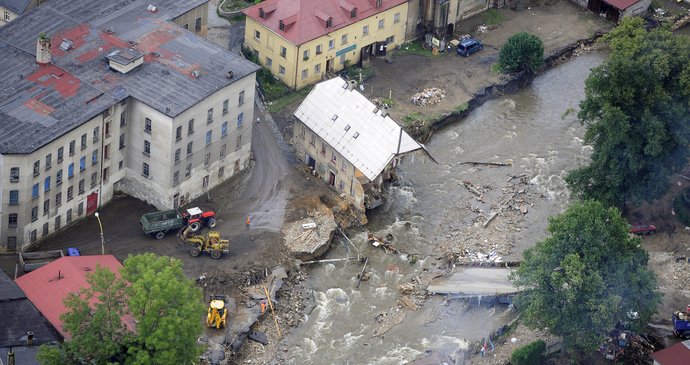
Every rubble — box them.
[282,202,337,260]
[411,88,446,107]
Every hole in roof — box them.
[344,124,350,131]
[331,114,338,121]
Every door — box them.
[328,171,336,187]
[307,154,316,170]
[86,192,98,215]
[234,160,240,174]
[173,193,180,208]
[326,58,334,72]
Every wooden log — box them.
[262,285,281,338]
[459,161,512,167]
[356,257,369,289]
[463,181,482,197]
[483,212,499,228]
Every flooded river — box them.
[280,51,606,364]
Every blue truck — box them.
[673,311,690,338]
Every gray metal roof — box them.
[294,77,423,181]
[0,0,259,154]
[0,0,30,15]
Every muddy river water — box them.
[280,51,606,364]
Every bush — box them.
[498,32,544,74]
[511,340,546,365]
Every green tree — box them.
[38,254,204,365]
[497,32,544,73]
[566,17,690,208]
[511,200,660,353]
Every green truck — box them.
[140,209,185,240]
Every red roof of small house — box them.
[244,0,407,45]
[15,255,129,338]
[603,0,639,10]
[651,340,690,365]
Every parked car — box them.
[457,38,483,57]
[630,224,656,235]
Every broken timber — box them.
[356,257,369,289]
[299,257,359,265]
[459,161,512,167]
[463,181,482,197]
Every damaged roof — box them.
[0,0,259,154]
[294,77,423,181]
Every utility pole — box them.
[95,212,105,255]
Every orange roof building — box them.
[243,0,408,89]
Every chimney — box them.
[7,348,15,365]
[26,331,34,346]
[36,32,51,64]
[347,80,357,91]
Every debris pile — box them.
[598,328,655,363]
[282,202,337,260]
[411,88,446,107]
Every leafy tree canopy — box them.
[38,253,204,365]
[511,200,660,353]
[566,17,690,207]
[498,32,544,73]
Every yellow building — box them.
[244,0,408,90]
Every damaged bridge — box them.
[427,268,521,305]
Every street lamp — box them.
[94,212,105,255]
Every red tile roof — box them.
[244,0,407,45]
[15,255,125,338]
[651,340,690,365]
[604,0,639,9]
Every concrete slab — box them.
[427,268,518,296]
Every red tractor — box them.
[182,207,217,232]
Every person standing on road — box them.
[246,214,251,228]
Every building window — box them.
[105,144,110,160]
[280,46,287,57]
[188,119,195,134]
[69,141,75,156]
[316,44,322,54]
[68,163,74,178]
[91,172,97,187]
[31,207,38,222]
[206,131,212,145]
[351,8,357,17]
[302,69,308,79]
[80,157,86,171]
[144,140,151,155]
[43,199,49,216]
[363,25,369,36]
[143,163,150,177]
[326,17,332,28]
[394,12,400,23]
[329,39,335,49]
[185,163,191,177]
[56,170,63,185]
[78,202,83,216]
[207,108,214,124]
[9,190,18,205]
[44,176,51,192]
[7,236,16,249]
[223,99,229,115]
[56,192,62,207]
[315,64,321,73]
[239,91,245,106]
[266,57,272,67]
[144,117,152,133]
[235,113,243,128]
[81,134,87,149]
[222,122,228,137]
[321,141,326,155]
[8,213,17,228]
[331,152,337,163]
[78,179,85,194]
[67,186,73,201]
[341,34,348,45]
[103,167,109,182]
[92,149,98,164]
[118,160,124,170]
[202,175,209,188]
[120,112,126,126]
[105,122,111,137]
[195,17,201,32]
[279,66,285,75]
[32,183,39,199]
[236,134,242,150]
[175,148,181,163]
[45,154,52,170]
[310,133,316,146]
[300,124,305,139]
[303,50,309,60]
[119,133,126,149]
[218,166,224,179]
[93,126,100,143]
[66,209,72,223]
[57,147,64,162]
[378,19,384,29]
[339,180,345,191]
[183,23,188,29]
[386,35,395,44]
[4,11,10,21]
[42,222,48,237]
[9,167,19,182]
[204,152,210,166]
[255,30,260,39]
[187,142,193,156]
[176,126,182,141]
[55,215,61,230]
[30,230,37,242]
[220,144,226,158]
[33,160,40,176]
[173,171,179,186]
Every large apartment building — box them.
[243,0,408,90]
[0,0,259,251]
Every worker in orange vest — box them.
[245,214,251,228]
[260,300,266,314]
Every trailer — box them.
[140,209,185,239]
[673,311,690,338]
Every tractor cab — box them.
[182,207,217,232]
[207,295,227,329]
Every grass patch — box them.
[242,47,292,101]
[220,0,252,13]
[268,86,313,113]
[382,97,396,108]
[403,112,425,125]
[482,9,504,26]
[394,40,434,57]
[490,63,502,75]
[455,102,469,113]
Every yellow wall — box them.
[245,2,408,89]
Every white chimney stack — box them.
[36,32,51,64]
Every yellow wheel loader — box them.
[207,295,227,329]
[179,225,230,259]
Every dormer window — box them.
[375,0,382,7]
[279,20,285,30]
[351,8,357,18]
[326,17,333,28]
[259,8,265,18]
